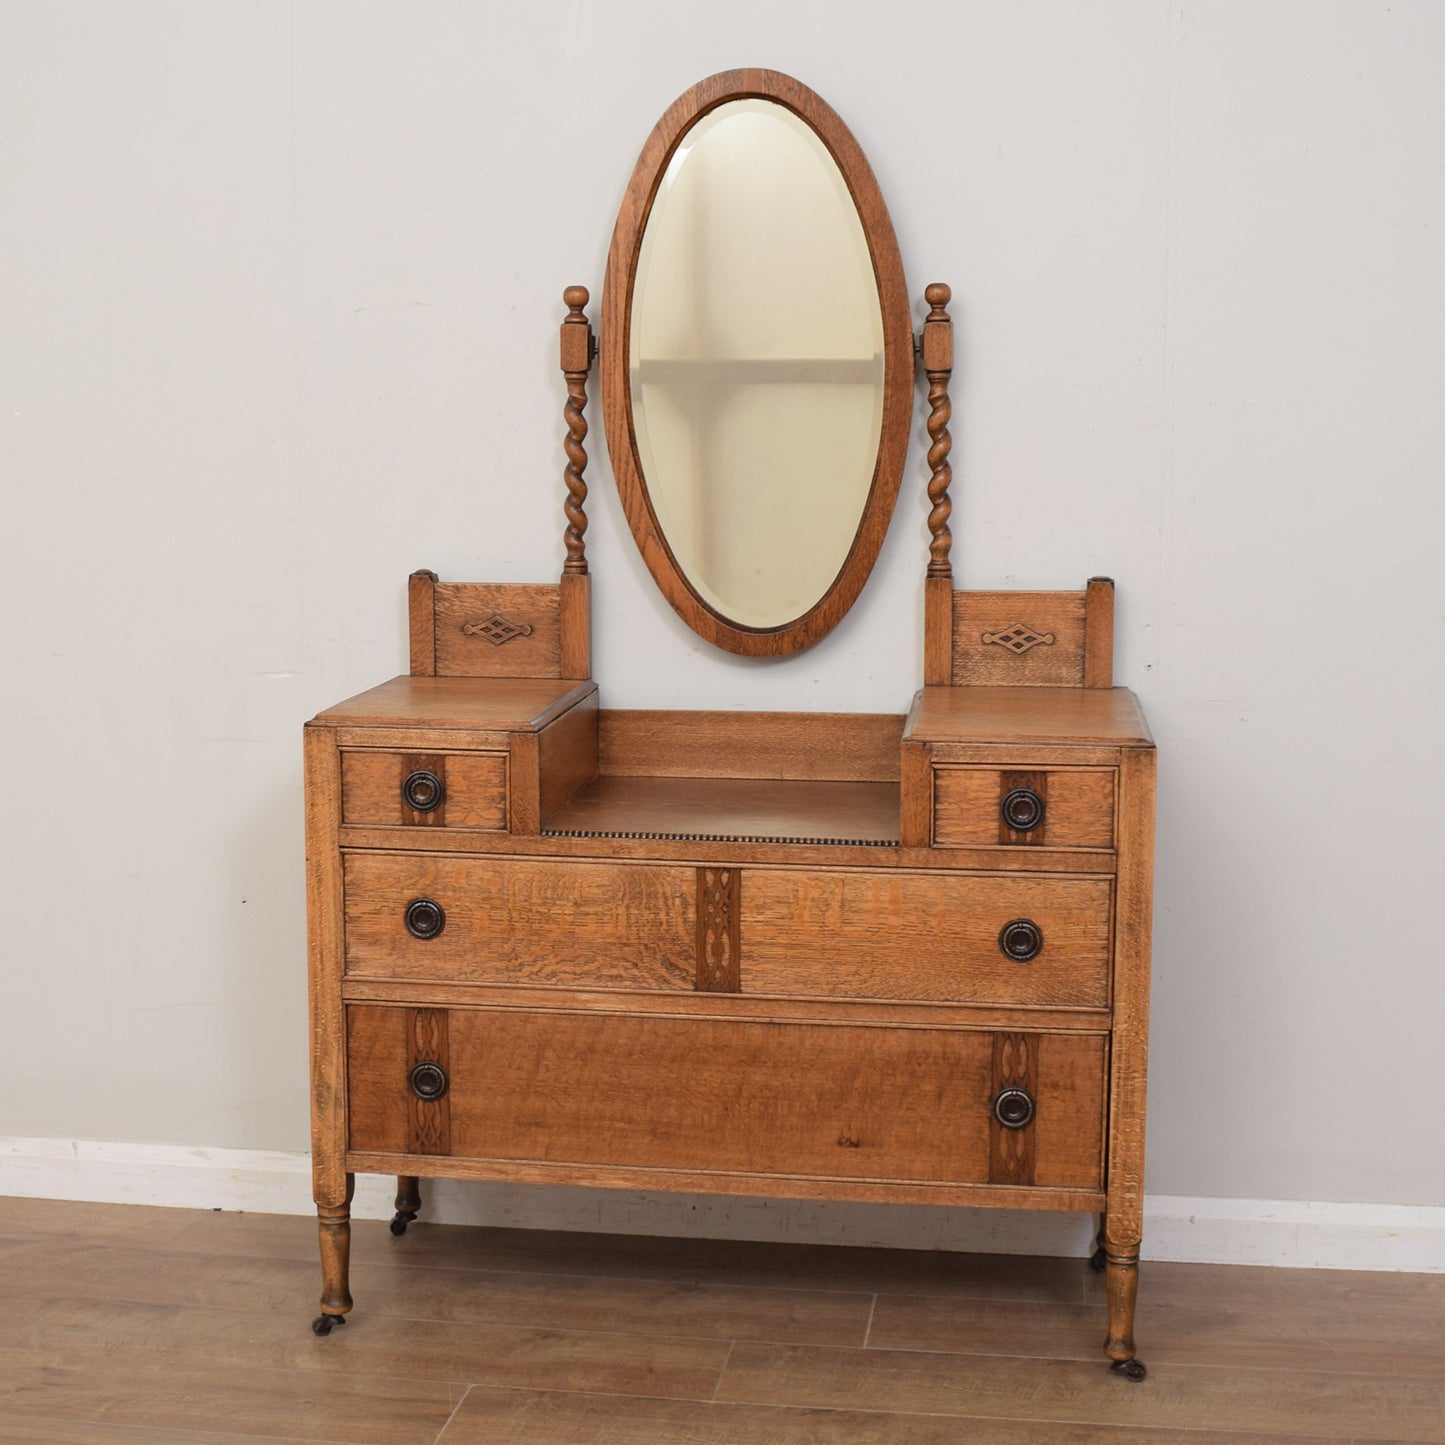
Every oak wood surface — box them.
[340,749,508,831]
[313,676,596,731]
[907,685,1153,746]
[743,869,1112,1008]
[598,709,903,781]
[344,1006,1106,1191]
[601,69,912,657]
[933,765,1116,849]
[433,582,563,678]
[342,853,696,989]
[544,774,900,844]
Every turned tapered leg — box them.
[312,1173,354,1336]
[1103,1240,1146,1380]
[391,1175,421,1236]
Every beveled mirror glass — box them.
[602,70,911,655]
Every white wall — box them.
[3,2,1442,1213]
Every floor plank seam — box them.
[709,1340,735,1404]
[431,1382,474,1442]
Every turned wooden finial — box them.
[560,285,594,576]
[921,282,954,580]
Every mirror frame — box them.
[601,69,913,656]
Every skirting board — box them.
[2,1134,1441,1273]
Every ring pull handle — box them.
[404,898,446,940]
[993,1087,1035,1129]
[1000,787,1044,832]
[408,1061,449,1101]
[998,918,1043,962]
[402,769,444,813]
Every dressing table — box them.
[304,69,1155,1379]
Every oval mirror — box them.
[602,70,911,655]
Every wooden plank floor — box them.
[2,1196,1442,1443]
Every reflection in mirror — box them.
[629,100,885,630]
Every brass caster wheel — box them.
[1089,1245,1106,1273]
[312,1313,347,1337]
[390,1212,417,1236]
[1110,1358,1147,1382]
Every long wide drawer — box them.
[744,870,1113,1008]
[343,854,696,989]
[347,1004,1107,1191]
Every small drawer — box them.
[346,1004,1106,1191]
[341,750,508,830]
[743,869,1111,1007]
[343,854,696,990]
[933,767,1115,849]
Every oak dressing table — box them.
[304,69,1156,1379]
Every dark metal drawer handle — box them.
[998,918,1043,962]
[408,1061,449,1101]
[1001,787,1044,832]
[402,769,444,813]
[994,1087,1035,1129]
[404,898,446,940]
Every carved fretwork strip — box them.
[402,753,446,828]
[999,769,1047,846]
[695,867,741,992]
[406,1008,452,1157]
[988,1032,1038,1186]
[560,285,594,577]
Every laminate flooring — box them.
[2,1196,1441,1442]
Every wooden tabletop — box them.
[906,687,1152,747]
[310,677,597,733]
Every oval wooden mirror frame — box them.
[601,69,912,656]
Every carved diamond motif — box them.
[462,614,535,646]
[981,623,1056,655]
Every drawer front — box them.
[933,766,1115,849]
[343,854,696,990]
[743,870,1111,1007]
[347,1004,1106,1191]
[341,750,508,830]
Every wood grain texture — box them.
[743,869,1112,1008]
[536,688,598,823]
[340,749,508,830]
[952,588,1089,686]
[601,70,912,656]
[342,853,696,990]
[433,582,562,678]
[405,1008,451,1156]
[558,570,591,680]
[344,1007,1106,1192]
[407,568,437,677]
[1084,575,1115,688]
[313,675,596,731]
[923,574,954,687]
[544,775,899,845]
[906,685,1152,747]
[598,709,903,781]
[302,724,348,1210]
[717,1340,1445,1438]
[933,765,1116,849]
[989,1032,1038,1186]
[1107,744,1157,1255]
[695,867,740,992]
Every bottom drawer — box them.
[346,1006,1106,1191]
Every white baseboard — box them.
[2,1135,1440,1272]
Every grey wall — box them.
[3,1,1442,1208]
